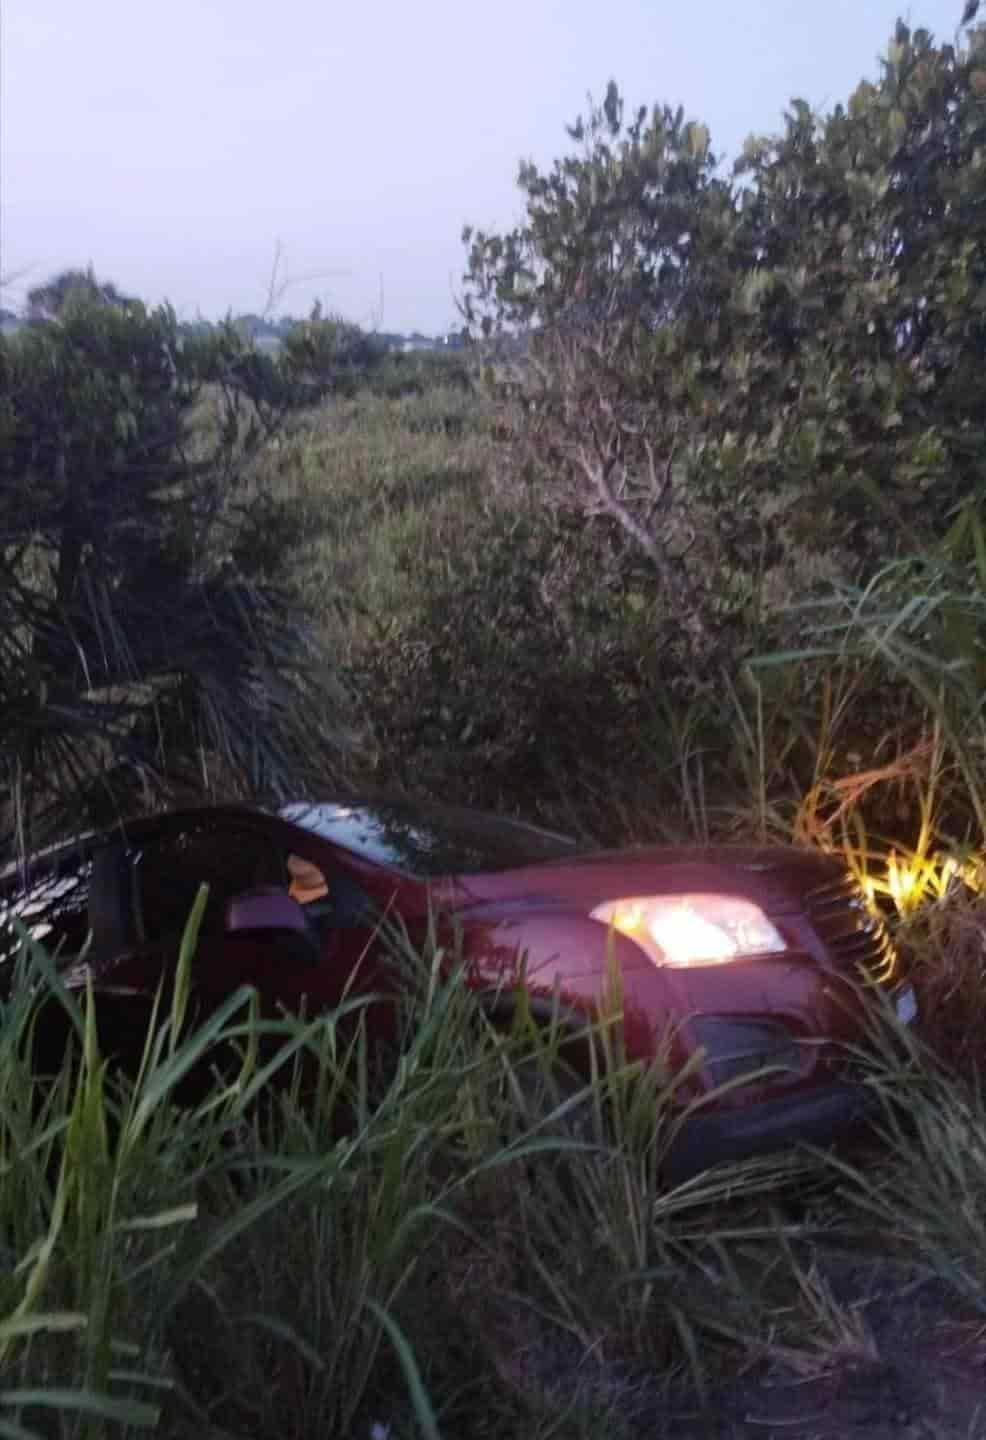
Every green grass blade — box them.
[366,1300,442,1440]
[0,1313,86,1341]
[0,1390,160,1426]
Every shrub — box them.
[464,22,986,654]
[0,287,349,849]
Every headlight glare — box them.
[591,893,787,967]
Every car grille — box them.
[803,873,897,983]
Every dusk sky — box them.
[0,1,967,333]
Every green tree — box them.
[279,306,385,397]
[25,265,134,320]
[463,22,986,651]
[0,283,346,851]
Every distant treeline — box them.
[0,296,463,354]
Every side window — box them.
[135,821,286,943]
[285,850,372,930]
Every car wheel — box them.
[499,1050,598,1169]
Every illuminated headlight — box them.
[590,894,787,968]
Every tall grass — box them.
[256,385,985,877]
[0,894,870,1439]
[245,384,494,650]
[8,380,986,1434]
[748,559,986,856]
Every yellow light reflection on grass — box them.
[856,849,984,919]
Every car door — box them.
[95,816,309,1092]
[126,813,291,995]
[246,834,400,1041]
[127,815,388,1029]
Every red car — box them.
[0,799,917,1175]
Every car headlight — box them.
[590,893,787,968]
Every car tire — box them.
[497,1051,599,1208]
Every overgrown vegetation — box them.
[5,9,986,1437]
[5,903,986,1440]
[0,286,367,853]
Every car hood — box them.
[450,844,849,916]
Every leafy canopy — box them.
[463,23,986,646]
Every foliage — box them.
[0,286,348,851]
[366,348,474,401]
[26,266,135,321]
[13,16,986,1427]
[463,23,986,654]
[278,305,387,398]
[244,375,984,853]
[350,494,703,836]
[4,893,986,1436]
[0,914,833,1440]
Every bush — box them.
[0,286,349,849]
[366,349,473,401]
[349,493,717,837]
[279,310,386,398]
[464,22,986,658]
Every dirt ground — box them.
[652,1258,985,1439]
[499,1253,986,1439]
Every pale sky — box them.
[0,0,967,333]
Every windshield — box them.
[0,849,94,967]
[280,801,577,877]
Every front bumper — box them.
[662,977,919,1183]
[664,1079,879,1185]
